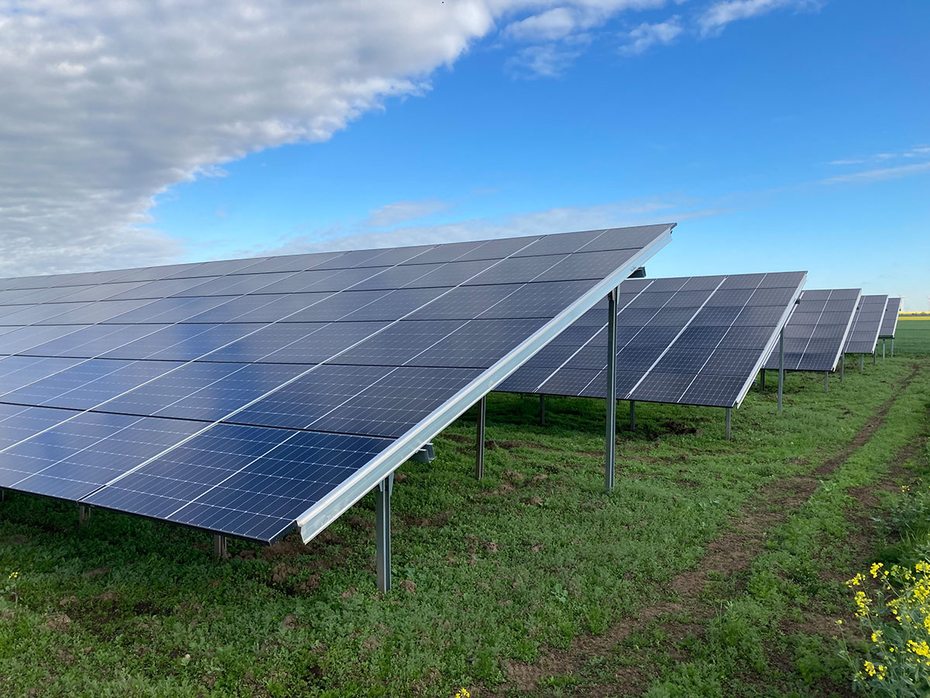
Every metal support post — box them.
[605,288,618,492]
[840,354,845,382]
[629,400,636,431]
[873,350,877,366]
[777,328,784,413]
[860,355,864,372]
[725,408,732,441]
[376,474,393,593]
[476,396,486,480]
[824,371,829,393]
[213,534,227,559]
[882,339,886,360]
[760,369,766,391]
[892,338,895,357]
[539,394,546,426]
[79,504,90,525]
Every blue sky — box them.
[2,1,928,308]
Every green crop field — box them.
[2,358,930,697]
[894,317,930,356]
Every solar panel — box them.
[498,271,807,409]
[879,297,901,339]
[761,288,861,372]
[0,224,674,544]
[843,295,889,355]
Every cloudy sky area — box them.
[1,0,927,307]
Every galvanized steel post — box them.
[605,287,618,492]
[476,396,486,481]
[777,327,784,413]
[376,474,393,594]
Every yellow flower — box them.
[864,660,877,677]
[871,562,884,578]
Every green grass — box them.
[1,358,929,697]
[894,317,930,355]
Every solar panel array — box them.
[498,271,806,408]
[762,289,860,372]
[844,294,889,355]
[0,224,673,543]
[879,297,901,338]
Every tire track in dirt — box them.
[494,363,922,696]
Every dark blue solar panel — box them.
[0,414,202,500]
[105,296,233,324]
[83,425,393,542]
[229,364,397,429]
[0,405,76,450]
[20,325,170,359]
[411,319,549,368]
[198,324,329,363]
[763,288,859,371]
[333,320,466,366]
[259,322,391,364]
[405,285,519,320]
[0,302,92,326]
[0,356,85,396]
[502,271,805,408]
[0,225,673,545]
[844,295,888,354]
[879,298,901,338]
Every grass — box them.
[895,317,930,356]
[1,349,929,696]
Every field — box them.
[1,332,929,697]
[895,316,930,356]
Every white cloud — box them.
[364,199,452,228]
[0,0,496,277]
[505,44,583,79]
[828,145,930,167]
[621,16,683,54]
[698,0,822,36]
[505,7,580,41]
[821,161,930,185]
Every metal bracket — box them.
[409,443,435,463]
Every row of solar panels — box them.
[0,224,903,550]
[0,225,671,543]
[499,284,900,407]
